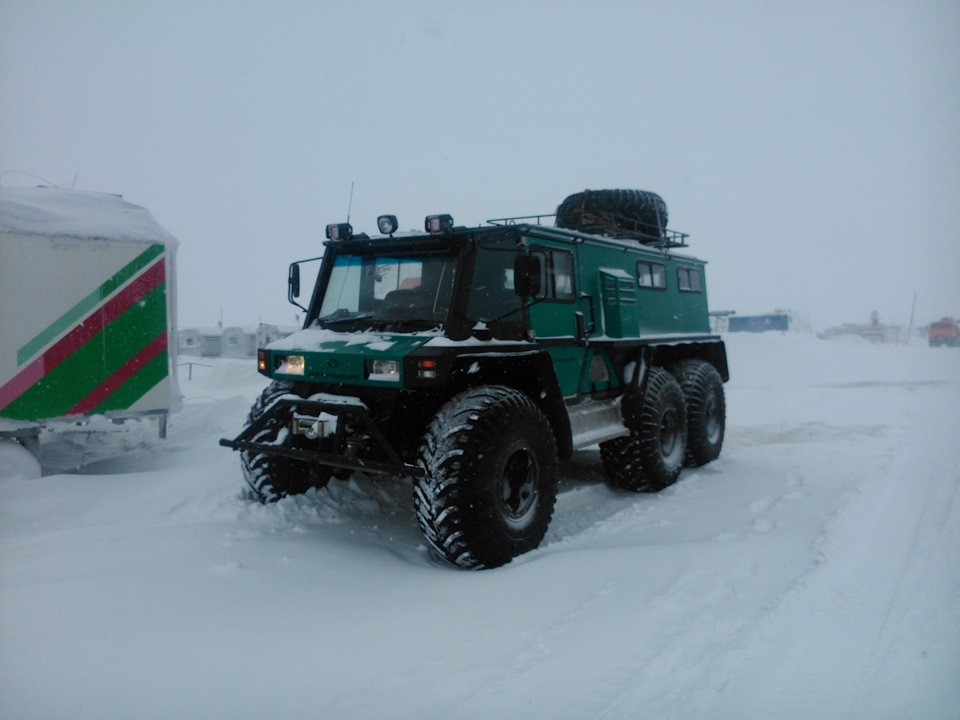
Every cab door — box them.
[525,243,583,398]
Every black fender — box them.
[651,340,729,382]
[448,349,574,459]
[621,340,728,429]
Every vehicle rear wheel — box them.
[241,381,331,503]
[671,359,726,467]
[415,386,558,569]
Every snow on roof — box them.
[0,186,178,247]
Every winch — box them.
[290,411,337,440]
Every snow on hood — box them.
[266,327,440,352]
[268,326,531,352]
[0,186,178,247]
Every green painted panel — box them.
[303,352,366,384]
[269,332,431,387]
[93,350,169,414]
[577,242,710,336]
[4,284,167,419]
[528,301,578,340]
[599,270,639,338]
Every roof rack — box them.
[485,212,689,249]
[485,214,556,227]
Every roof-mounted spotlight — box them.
[425,214,454,234]
[326,223,353,241]
[377,215,399,236]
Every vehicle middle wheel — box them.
[630,366,688,491]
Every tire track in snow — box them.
[688,399,960,720]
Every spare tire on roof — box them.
[555,189,668,240]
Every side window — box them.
[677,266,702,293]
[466,247,524,323]
[532,246,576,302]
[637,260,667,290]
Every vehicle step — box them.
[567,398,629,450]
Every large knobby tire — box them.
[415,386,559,569]
[241,381,330,503]
[555,189,668,238]
[599,434,659,492]
[671,359,725,467]
[626,367,687,491]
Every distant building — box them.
[709,310,735,333]
[727,313,790,333]
[821,311,902,344]
[179,323,302,358]
[221,326,258,358]
[721,309,811,334]
[256,323,299,348]
[178,327,222,357]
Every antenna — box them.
[346,181,355,224]
[905,292,917,345]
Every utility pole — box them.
[905,292,917,345]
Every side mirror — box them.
[514,255,542,297]
[288,263,301,300]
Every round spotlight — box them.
[377,215,399,235]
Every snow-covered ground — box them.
[1,333,958,720]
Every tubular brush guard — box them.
[219,398,424,478]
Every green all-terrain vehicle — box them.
[221,189,728,568]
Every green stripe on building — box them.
[4,284,167,420]
[92,351,169,415]
[16,243,165,366]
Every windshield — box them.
[317,252,457,331]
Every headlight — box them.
[365,359,400,381]
[277,355,305,375]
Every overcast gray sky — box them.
[2,0,958,331]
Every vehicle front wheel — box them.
[415,386,558,569]
[241,381,331,503]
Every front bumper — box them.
[219,397,424,478]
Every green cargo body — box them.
[520,225,710,337]
[0,188,179,428]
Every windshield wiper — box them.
[376,319,443,332]
[319,313,372,327]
